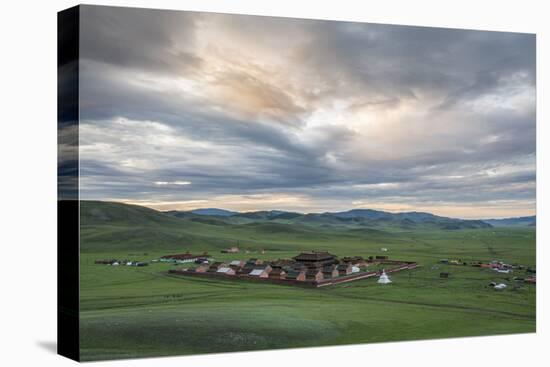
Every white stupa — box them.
[378,269,392,284]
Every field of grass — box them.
[79,202,536,361]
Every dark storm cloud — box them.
[80,5,203,74]
[77,6,536,217]
[289,21,535,109]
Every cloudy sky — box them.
[77,5,536,218]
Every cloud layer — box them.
[76,6,536,218]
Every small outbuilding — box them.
[245,258,264,266]
[268,269,287,280]
[286,270,306,281]
[194,264,209,273]
[322,265,339,279]
[495,268,512,274]
[249,268,270,278]
[237,264,255,275]
[337,264,352,276]
[216,267,236,275]
[305,269,324,282]
[95,259,118,265]
[221,246,240,253]
[229,260,244,268]
[341,256,366,266]
[207,262,227,273]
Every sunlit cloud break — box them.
[154,181,191,186]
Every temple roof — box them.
[293,251,336,262]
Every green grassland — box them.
[79,201,536,361]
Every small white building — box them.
[216,267,236,275]
[351,266,360,273]
[495,269,511,274]
[249,268,269,278]
[378,269,392,284]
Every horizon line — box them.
[80,199,536,220]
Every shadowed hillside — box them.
[81,201,182,226]
[81,201,495,253]
[165,206,493,231]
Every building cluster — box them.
[169,251,417,286]
[440,258,536,285]
[158,252,212,264]
[442,258,528,271]
[94,259,148,266]
[475,260,537,281]
[220,246,266,254]
[472,260,517,271]
[188,251,366,281]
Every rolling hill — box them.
[80,200,182,226]
[78,201,505,252]
[164,206,493,230]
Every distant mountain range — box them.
[481,216,536,227]
[167,207,536,229]
[78,200,536,239]
[188,208,237,217]
[159,207,509,231]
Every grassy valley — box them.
[79,201,536,361]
